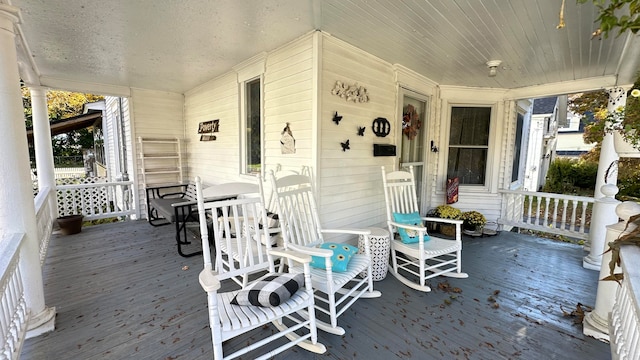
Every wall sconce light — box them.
[486,60,502,77]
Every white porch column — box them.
[583,201,640,342]
[30,86,58,216]
[593,87,625,199]
[585,87,624,253]
[583,185,620,270]
[0,4,55,337]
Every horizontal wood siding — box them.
[184,73,240,184]
[263,35,314,177]
[130,89,185,216]
[319,35,397,236]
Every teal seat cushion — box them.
[393,211,430,244]
[310,242,358,272]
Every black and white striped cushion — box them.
[231,273,304,307]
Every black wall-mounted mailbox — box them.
[373,144,396,156]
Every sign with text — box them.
[198,119,219,134]
[198,119,219,141]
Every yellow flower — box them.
[632,89,640,98]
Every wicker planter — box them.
[440,224,456,237]
[57,214,84,235]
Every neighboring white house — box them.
[556,97,596,158]
[523,96,559,192]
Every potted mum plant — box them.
[434,205,462,237]
[461,210,487,234]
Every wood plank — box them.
[22,220,610,359]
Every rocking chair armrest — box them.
[321,228,372,236]
[421,217,463,225]
[269,249,312,264]
[390,221,428,233]
[198,266,221,292]
[287,243,333,258]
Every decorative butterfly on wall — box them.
[357,126,365,136]
[333,112,343,125]
[341,139,350,151]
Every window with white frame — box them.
[447,106,491,185]
[241,77,262,175]
[511,112,525,183]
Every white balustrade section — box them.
[34,186,55,266]
[56,180,134,220]
[610,245,640,360]
[0,233,29,360]
[499,189,595,240]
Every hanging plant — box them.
[402,104,422,140]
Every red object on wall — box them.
[446,177,459,204]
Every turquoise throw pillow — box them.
[393,211,430,244]
[310,242,358,272]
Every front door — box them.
[399,89,428,212]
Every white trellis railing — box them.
[0,233,29,360]
[34,186,55,265]
[610,245,640,360]
[56,178,135,220]
[498,189,595,240]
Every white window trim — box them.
[236,53,266,177]
[510,104,530,189]
[440,101,498,194]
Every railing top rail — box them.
[498,189,595,203]
[621,245,640,310]
[57,180,134,190]
[0,233,23,282]
[34,185,52,210]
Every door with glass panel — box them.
[399,90,428,211]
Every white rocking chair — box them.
[195,176,326,359]
[381,166,468,292]
[269,171,381,335]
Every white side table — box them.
[358,227,391,281]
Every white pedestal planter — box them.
[613,132,640,158]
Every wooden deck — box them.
[22,220,611,359]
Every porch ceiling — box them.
[7,0,640,95]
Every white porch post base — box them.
[583,311,610,342]
[583,185,619,270]
[25,306,56,339]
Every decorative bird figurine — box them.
[333,112,343,125]
[341,139,350,151]
[357,126,365,136]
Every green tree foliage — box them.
[543,158,598,194]
[577,0,640,37]
[22,87,104,159]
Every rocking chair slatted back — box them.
[270,174,323,248]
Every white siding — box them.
[319,36,397,234]
[184,72,240,183]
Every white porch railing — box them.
[34,186,55,266]
[0,233,29,360]
[56,178,135,220]
[498,189,595,240]
[610,245,640,360]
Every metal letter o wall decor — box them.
[372,117,391,137]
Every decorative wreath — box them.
[402,104,422,140]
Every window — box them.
[511,112,525,183]
[447,106,491,185]
[242,77,262,175]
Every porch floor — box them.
[22,220,610,359]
